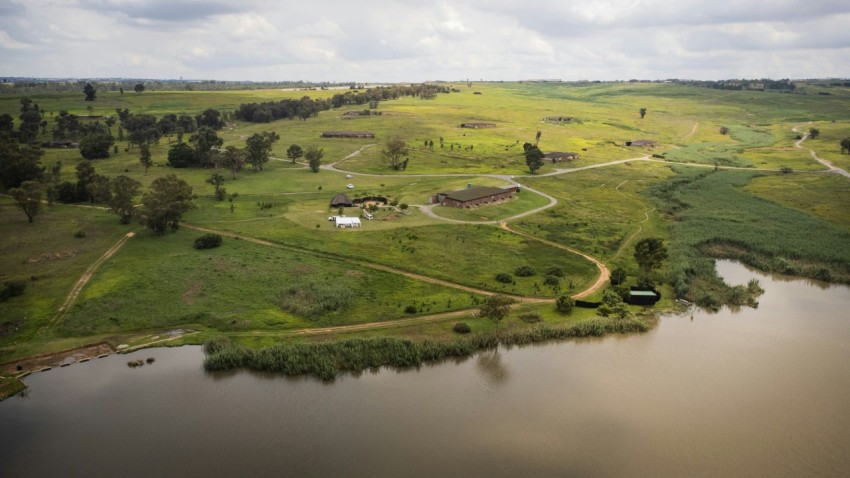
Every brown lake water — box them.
[1,260,849,477]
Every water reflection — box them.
[476,348,510,387]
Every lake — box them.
[1,261,848,477]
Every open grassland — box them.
[2,81,850,366]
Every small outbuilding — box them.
[432,186,516,208]
[625,140,657,147]
[330,193,353,208]
[628,289,661,305]
[459,122,496,129]
[544,151,580,163]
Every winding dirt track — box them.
[792,124,850,178]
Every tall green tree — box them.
[134,83,145,95]
[286,144,304,164]
[18,98,43,143]
[0,132,43,188]
[245,131,280,172]
[9,181,43,223]
[218,145,246,179]
[478,294,515,329]
[167,142,195,168]
[83,82,96,101]
[305,146,324,173]
[139,143,153,172]
[206,172,227,200]
[138,174,196,235]
[108,175,141,224]
[79,132,115,159]
[75,160,97,202]
[841,138,850,154]
[634,237,668,286]
[382,136,409,171]
[523,142,544,174]
[196,109,225,130]
[639,107,647,119]
[189,126,223,168]
[809,127,820,139]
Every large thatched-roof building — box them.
[330,193,353,208]
[431,186,516,208]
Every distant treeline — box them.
[670,78,797,91]
[235,84,450,123]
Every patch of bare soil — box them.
[1,342,115,374]
[27,250,76,263]
[181,281,202,304]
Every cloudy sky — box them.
[1,0,849,82]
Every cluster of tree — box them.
[1,78,372,94]
[382,137,409,170]
[841,138,850,154]
[235,97,330,123]
[167,129,278,173]
[329,84,449,108]
[672,78,796,91]
[0,99,47,189]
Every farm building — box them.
[333,217,361,228]
[543,116,574,122]
[41,140,78,148]
[432,186,516,208]
[544,151,580,163]
[330,193,353,208]
[625,140,657,147]
[628,289,661,305]
[459,122,496,129]
[321,131,375,138]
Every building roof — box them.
[335,217,361,226]
[544,151,579,158]
[443,186,512,202]
[629,290,658,297]
[330,193,353,206]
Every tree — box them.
[108,175,141,224]
[138,174,196,235]
[18,98,43,143]
[286,144,304,164]
[75,160,97,202]
[245,131,280,172]
[809,127,820,139]
[167,142,195,168]
[134,83,145,95]
[139,143,153,172]
[719,126,729,135]
[189,126,223,168]
[841,138,850,154]
[639,107,647,119]
[535,130,542,146]
[0,132,43,188]
[206,173,227,200]
[83,83,96,101]
[382,136,409,171]
[610,267,627,285]
[634,237,668,286]
[523,142,544,174]
[9,181,43,223]
[79,132,114,159]
[478,294,515,329]
[555,295,575,314]
[219,145,246,179]
[305,146,324,172]
[196,108,225,130]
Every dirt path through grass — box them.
[793,124,850,178]
[45,231,136,330]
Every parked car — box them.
[346,174,354,179]
[362,212,373,220]
[347,184,355,189]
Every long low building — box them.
[432,186,516,208]
[321,131,375,138]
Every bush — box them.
[545,265,564,277]
[193,233,223,250]
[519,312,542,323]
[404,305,418,314]
[719,126,729,135]
[74,230,87,238]
[399,203,409,210]
[555,295,575,314]
[453,322,471,334]
[0,281,26,302]
[514,265,535,277]
[610,267,627,285]
[277,281,356,319]
[495,272,514,284]
[543,274,560,287]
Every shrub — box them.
[495,272,514,284]
[0,281,27,302]
[555,295,575,314]
[399,203,409,210]
[543,274,560,287]
[194,233,223,250]
[545,265,564,277]
[519,312,542,323]
[404,305,418,314]
[73,230,87,238]
[610,267,627,285]
[514,265,536,277]
[453,322,471,334]
[719,126,729,135]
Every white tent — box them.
[334,217,361,228]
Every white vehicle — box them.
[362,212,373,220]
[346,184,355,189]
[346,174,354,179]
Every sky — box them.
[1,0,849,82]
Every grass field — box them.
[2,80,850,366]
